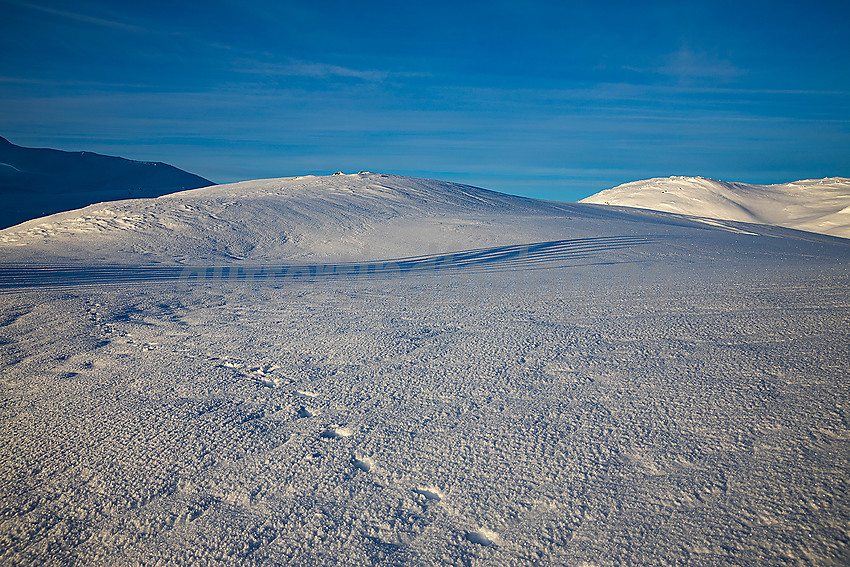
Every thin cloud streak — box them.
[237,60,389,82]
[5,0,145,32]
[658,46,744,83]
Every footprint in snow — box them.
[413,487,443,502]
[353,456,373,472]
[258,376,283,388]
[296,406,315,418]
[320,426,353,439]
[465,528,498,546]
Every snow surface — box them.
[0,173,849,565]
[580,176,850,239]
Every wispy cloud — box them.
[658,47,743,83]
[0,75,151,90]
[238,60,390,82]
[5,0,145,33]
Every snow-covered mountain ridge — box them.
[580,176,850,238]
[0,136,213,230]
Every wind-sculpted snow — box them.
[581,176,850,239]
[0,174,848,566]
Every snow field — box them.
[1,257,848,565]
[0,174,848,565]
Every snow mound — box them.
[580,176,850,239]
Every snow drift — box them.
[580,176,850,239]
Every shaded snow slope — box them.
[0,136,213,230]
[1,174,849,566]
[580,176,850,239]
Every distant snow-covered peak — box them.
[0,136,214,229]
[580,176,850,239]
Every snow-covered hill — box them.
[580,176,850,239]
[6,172,845,268]
[0,172,721,264]
[0,136,213,229]
[0,173,570,262]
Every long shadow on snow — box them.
[0,235,660,292]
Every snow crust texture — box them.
[0,174,849,565]
[580,176,850,239]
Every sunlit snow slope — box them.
[1,174,848,566]
[0,172,720,264]
[4,172,844,266]
[580,176,850,239]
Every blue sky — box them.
[1,0,848,200]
